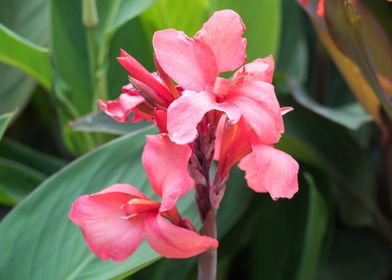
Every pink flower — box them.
[69,135,218,261]
[98,49,178,128]
[152,10,284,145]
[214,115,299,200]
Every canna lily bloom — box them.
[153,10,284,145]
[214,115,299,200]
[98,49,178,129]
[69,135,218,261]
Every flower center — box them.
[120,198,160,219]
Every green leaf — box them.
[284,102,377,226]
[140,0,208,37]
[288,79,371,130]
[0,24,51,90]
[296,173,328,280]
[0,139,67,176]
[250,174,328,280]
[97,0,157,37]
[277,0,308,83]
[70,112,154,135]
[0,0,50,114]
[0,127,196,279]
[0,158,45,206]
[211,0,281,59]
[0,112,14,141]
[317,230,392,280]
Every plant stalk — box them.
[197,211,217,280]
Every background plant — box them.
[0,0,391,279]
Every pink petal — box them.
[142,135,194,211]
[317,0,325,17]
[234,56,275,83]
[167,90,241,144]
[98,92,145,123]
[238,144,299,200]
[153,29,218,92]
[118,50,171,101]
[195,10,247,72]
[229,81,284,144]
[69,185,146,262]
[97,183,147,197]
[145,215,218,258]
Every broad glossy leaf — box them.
[140,0,208,36]
[1,126,246,279]
[249,174,327,280]
[0,112,14,141]
[0,24,51,90]
[288,79,371,130]
[0,0,49,114]
[277,0,308,83]
[51,0,91,115]
[97,0,157,37]
[0,139,67,176]
[70,112,153,135]
[0,158,45,206]
[211,0,281,59]
[296,174,328,280]
[0,128,163,279]
[285,103,376,226]
[317,230,392,280]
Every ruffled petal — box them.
[142,135,194,211]
[228,81,283,144]
[98,85,146,123]
[238,144,299,200]
[195,9,247,72]
[145,215,218,258]
[233,56,275,83]
[153,29,218,92]
[69,185,146,262]
[167,90,241,144]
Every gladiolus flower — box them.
[69,135,218,261]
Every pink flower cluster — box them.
[69,10,299,262]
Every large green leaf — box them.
[0,128,161,279]
[0,139,67,176]
[0,0,49,114]
[0,158,45,206]
[317,230,392,280]
[0,112,14,141]
[70,112,153,135]
[277,0,308,83]
[140,0,208,36]
[296,174,328,280]
[250,174,328,280]
[288,79,371,130]
[0,126,250,279]
[51,0,156,153]
[0,24,51,90]
[211,0,281,59]
[285,102,376,227]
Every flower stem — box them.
[198,211,217,280]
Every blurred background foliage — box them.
[0,0,391,279]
